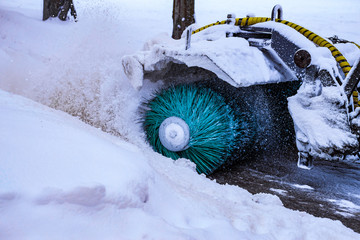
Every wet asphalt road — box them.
[211,151,360,233]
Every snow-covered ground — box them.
[1,0,360,239]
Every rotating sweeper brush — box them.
[123,5,360,174]
[142,85,249,175]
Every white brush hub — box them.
[159,116,190,152]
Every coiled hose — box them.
[192,17,360,77]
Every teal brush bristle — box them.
[143,84,242,175]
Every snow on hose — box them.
[192,17,360,77]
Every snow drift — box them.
[1,88,359,239]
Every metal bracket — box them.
[343,58,360,99]
[297,152,314,170]
[185,27,192,50]
[271,4,283,21]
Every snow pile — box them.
[1,89,360,239]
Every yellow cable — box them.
[192,17,353,76]
[350,41,360,49]
[191,20,227,34]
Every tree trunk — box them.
[172,0,195,40]
[43,0,77,21]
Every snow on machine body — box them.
[122,5,360,174]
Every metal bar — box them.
[185,27,192,50]
[271,4,283,21]
[232,31,272,39]
[343,58,360,99]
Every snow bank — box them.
[1,89,359,239]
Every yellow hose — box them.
[192,17,359,76]
[191,20,227,34]
[350,41,360,49]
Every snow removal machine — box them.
[122,5,360,175]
